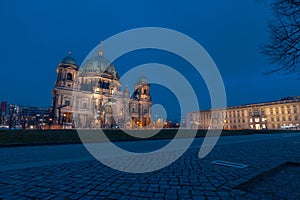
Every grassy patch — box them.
[0,129,298,147]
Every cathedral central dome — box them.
[80,56,116,74]
[80,44,117,77]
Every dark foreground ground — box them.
[0,129,298,147]
[0,132,299,199]
[241,163,300,199]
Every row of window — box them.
[249,118,267,123]
[225,119,246,124]
[198,109,299,120]
[200,111,247,119]
[249,124,266,129]
[270,109,297,115]
[270,116,298,122]
[269,104,298,110]
[64,100,88,109]
[196,115,299,126]
[249,110,264,116]
[130,107,149,114]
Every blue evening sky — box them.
[0,0,299,120]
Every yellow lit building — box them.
[186,97,300,130]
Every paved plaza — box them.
[0,133,300,199]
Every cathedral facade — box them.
[51,45,152,129]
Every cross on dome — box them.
[98,41,103,57]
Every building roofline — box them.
[188,96,300,113]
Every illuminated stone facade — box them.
[187,97,300,130]
[51,46,152,129]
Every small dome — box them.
[61,55,77,66]
[137,75,148,84]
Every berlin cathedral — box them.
[51,44,152,129]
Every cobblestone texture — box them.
[0,134,300,199]
[239,164,300,199]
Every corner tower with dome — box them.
[130,75,152,128]
[51,44,152,129]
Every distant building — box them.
[187,96,300,130]
[0,103,50,129]
[9,105,50,129]
[0,101,8,127]
[181,117,186,128]
[51,44,152,129]
[18,106,50,129]
[1,101,7,114]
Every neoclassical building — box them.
[187,96,300,130]
[51,45,152,129]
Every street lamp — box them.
[63,113,67,129]
[48,118,53,129]
[57,104,68,126]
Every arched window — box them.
[65,100,71,106]
[82,102,88,109]
[67,73,73,81]
[58,69,63,80]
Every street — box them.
[0,132,299,199]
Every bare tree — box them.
[262,0,300,74]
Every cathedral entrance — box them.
[62,112,72,129]
[100,99,123,129]
[62,112,72,123]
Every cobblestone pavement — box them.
[0,133,300,199]
[242,165,300,199]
